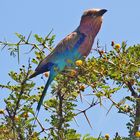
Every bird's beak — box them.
[97,9,107,16]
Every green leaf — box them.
[32,58,38,64]
[15,32,25,41]
[34,34,44,43]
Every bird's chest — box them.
[78,35,94,57]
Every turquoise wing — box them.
[35,31,86,74]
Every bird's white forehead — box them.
[82,9,101,16]
[89,8,100,11]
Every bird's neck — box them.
[78,18,102,39]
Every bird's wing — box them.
[53,31,86,53]
[35,31,86,74]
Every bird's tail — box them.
[34,74,54,122]
[29,71,39,79]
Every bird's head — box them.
[79,9,107,35]
[81,9,107,20]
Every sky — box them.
[0,0,140,138]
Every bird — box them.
[29,8,107,115]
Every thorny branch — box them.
[13,59,31,117]
[5,60,32,140]
[76,100,99,115]
[76,99,100,128]
[57,90,64,139]
[32,113,54,135]
[126,81,140,134]
[0,31,54,64]
[127,82,138,98]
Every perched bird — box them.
[30,9,107,114]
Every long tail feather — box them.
[33,73,54,127]
[37,74,54,113]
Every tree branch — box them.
[127,82,138,98]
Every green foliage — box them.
[0,33,140,140]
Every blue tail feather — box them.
[36,74,54,112]
[33,73,55,127]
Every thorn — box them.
[46,29,53,39]
[24,47,34,54]
[27,31,32,43]
[82,96,91,105]
[83,112,92,129]
[106,104,113,116]
[73,117,79,127]
[97,132,102,140]
[79,92,83,103]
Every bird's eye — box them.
[91,14,96,18]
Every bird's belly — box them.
[64,49,82,66]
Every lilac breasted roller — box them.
[29,9,107,114]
